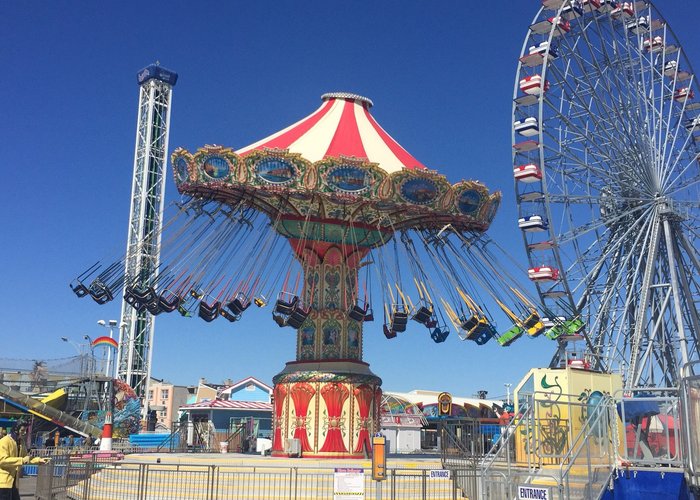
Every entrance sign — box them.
[517,485,551,500]
[334,468,365,500]
[429,469,451,479]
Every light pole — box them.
[97,319,120,378]
[61,337,85,377]
[504,383,512,406]
[84,335,96,377]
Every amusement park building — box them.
[146,377,191,431]
[382,390,502,452]
[179,377,274,447]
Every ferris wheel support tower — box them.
[117,64,177,415]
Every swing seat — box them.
[227,294,251,315]
[287,305,310,329]
[125,285,155,305]
[274,294,299,315]
[545,318,584,340]
[272,313,287,327]
[430,327,450,343]
[124,287,139,306]
[522,311,545,337]
[124,288,153,310]
[146,298,163,315]
[497,325,523,346]
[70,282,90,298]
[89,282,114,305]
[286,316,305,329]
[364,309,374,322]
[472,324,497,345]
[383,325,397,339]
[254,296,267,307]
[412,306,433,325]
[459,315,480,332]
[158,292,182,313]
[189,289,204,300]
[220,308,240,322]
[348,304,367,322]
[131,299,149,313]
[425,318,438,329]
[198,301,220,322]
[391,312,408,332]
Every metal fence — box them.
[35,459,463,500]
[615,388,683,468]
[438,417,493,499]
[680,361,700,492]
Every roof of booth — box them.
[236,92,426,173]
[180,400,272,411]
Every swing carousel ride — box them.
[72,91,565,458]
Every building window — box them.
[148,390,153,400]
[161,389,169,400]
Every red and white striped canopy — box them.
[236,92,426,173]
[180,400,272,411]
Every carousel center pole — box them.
[271,241,382,458]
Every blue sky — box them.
[2,1,699,400]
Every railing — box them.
[35,460,461,500]
[615,388,683,468]
[480,392,616,500]
[480,469,563,500]
[680,361,700,491]
[34,453,123,499]
[438,418,484,499]
[559,394,615,500]
[480,394,536,499]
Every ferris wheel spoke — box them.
[538,126,640,191]
[551,200,652,248]
[562,13,658,159]
[659,86,698,186]
[565,205,655,296]
[570,205,659,364]
[542,65,639,168]
[673,232,700,356]
[571,12,654,150]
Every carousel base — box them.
[271,360,382,459]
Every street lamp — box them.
[97,319,118,377]
[84,335,96,377]
[61,337,85,377]
[504,383,512,406]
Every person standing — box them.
[0,420,47,500]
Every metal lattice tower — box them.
[117,64,177,410]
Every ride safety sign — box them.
[333,468,364,499]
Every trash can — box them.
[219,441,229,454]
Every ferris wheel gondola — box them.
[513,0,700,388]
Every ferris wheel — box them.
[512,0,700,388]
